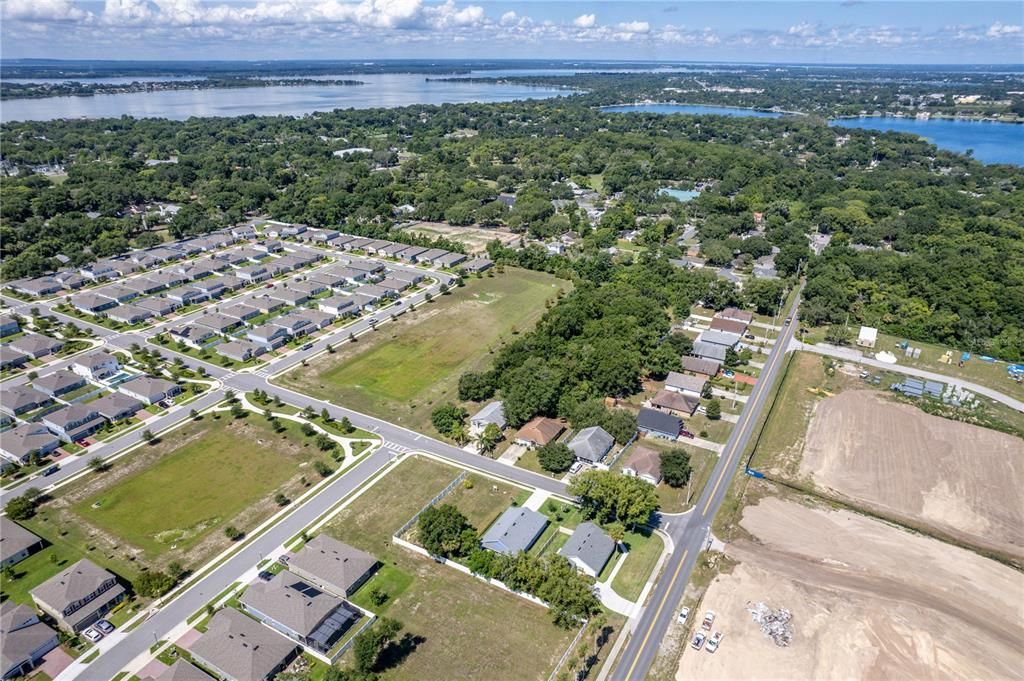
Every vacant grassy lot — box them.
[612,528,665,601]
[23,414,325,578]
[277,269,570,435]
[323,456,575,681]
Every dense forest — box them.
[1,87,1021,360]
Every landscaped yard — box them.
[611,527,664,601]
[611,439,717,513]
[21,413,329,579]
[321,455,576,681]
[276,268,571,435]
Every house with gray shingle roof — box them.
[135,297,180,317]
[470,401,506,434]
[0,346,29,371]
[239,572,360,654]
[119,376,181,406]
[71,351,120,381]
[90,392,143,422]
[32,370,86,397]
[0,601,59,680]
[559,522,615,577]
[107,304,153,326]
[31,559,126,633]
[41,405,106,442]
[480,506,548,555]
[1,517,45,568]
[288,535,378,597]
[1,423,61,465]
[189,608,299,681]
[0,385,53,417]
[9,334,63,359]
[152,659,214,681]
[70,292,118,315]
[567,426,614,464]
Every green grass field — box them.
[611,528,664,601]
[323,456,575,681]
[72,416,318,557]
[277,269,570,435]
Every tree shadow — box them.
[375,632,425,671]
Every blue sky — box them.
[1,1,1021,63]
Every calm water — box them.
[658,187,700,202]
[0,73,565,122]
[602,103,783,118]
[828,116,1023,165]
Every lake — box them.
[828,116,1022,165]
[602,103,783,118]
[0,73,565,122]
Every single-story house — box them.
[414,248,449,265]
[461,258,493,274]
[194,312,240,334]
[697,329,742,348]
[249,295,285,315]
[215,339,264,363]
[567,426,615,463]
[0,315,20,337]
[53,272,86,290]
[637,407,682,440]
[513,417,564,449]
[70,292,118,315]
[681,356,720,379]
[268,287,309,307]
[664,371,707,397]
[222,303,260,322]
[119,376,181,405]
[710,316,747,336]
[255,240,284,253]
[9,278,63,298]
[0,601,59,680]
[71,351,120,381]
[192,278,227,298]
[248,324,291,350]
[346,293,376,311]
[343,259,385,275]
[294,309,334,331]
[107,304,152,326]
[342,237,373,251]
[236,265,271,284]
[165,287,208,306]
[559,522,615,577]
[135,297,180,317]
[390,270,425,286]
[93,285,138,304]
[189,608,299,681]
[216,250,251,267]
[857,326,878,348]
[1,518,44,568]
[31,559,126,633]
[290,280,328,297]
[0,385,52,417]
[691,340,729,362]
[79,261,118,280]
[717,307,754,325]
[152,660,214,681]
[148,271,188,290]
[217,274,245,291]
[365,240,396,256]
[271,314,312,338]
[470,401,506,434]
[352,284,391,302]
[396,246,429,262]
[230,225,258,240]
[622,446,662,485]
[318,295,356,317]
[239,571,360,654]
[1,423,61,466]
[481,506,548,555]
[32,370,86,397]
[0,347,29,371]
[90,392,143,422]
[288,535,378,597]
[167,323,217,349]
[650,389,700,417]
[9,334,63,359]
[42,405,106,442]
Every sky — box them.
[1,1,1022,64]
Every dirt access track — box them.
[800,390,1024,561]
[678,497,1024,681]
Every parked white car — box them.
[677,607,690,625]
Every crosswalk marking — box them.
[382,440,412,454]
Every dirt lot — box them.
[800,390,1024,560]
[401,220,520,253]
[678,497,1024,681]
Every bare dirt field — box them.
[800,390,1024,560]
[678,497,1024,681]
[401,220,520,253]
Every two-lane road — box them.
[610,289,803,681]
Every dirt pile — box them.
[746,602,793,646]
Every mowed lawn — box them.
[68,415,320,560]
[278,268,570,434]
[324,456,575,681]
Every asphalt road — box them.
[609,289,803,681]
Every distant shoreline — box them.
[830,112,1023,125]
[601,101,808,116]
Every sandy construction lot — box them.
[678,497,1024,681]
[799,390,1024,560]
[401,220,520,253]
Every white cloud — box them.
[499,10,516,26]
[3,0,90,22]
[572,13,595,28]
[987,22,1022,37]
[617,21,650,34]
